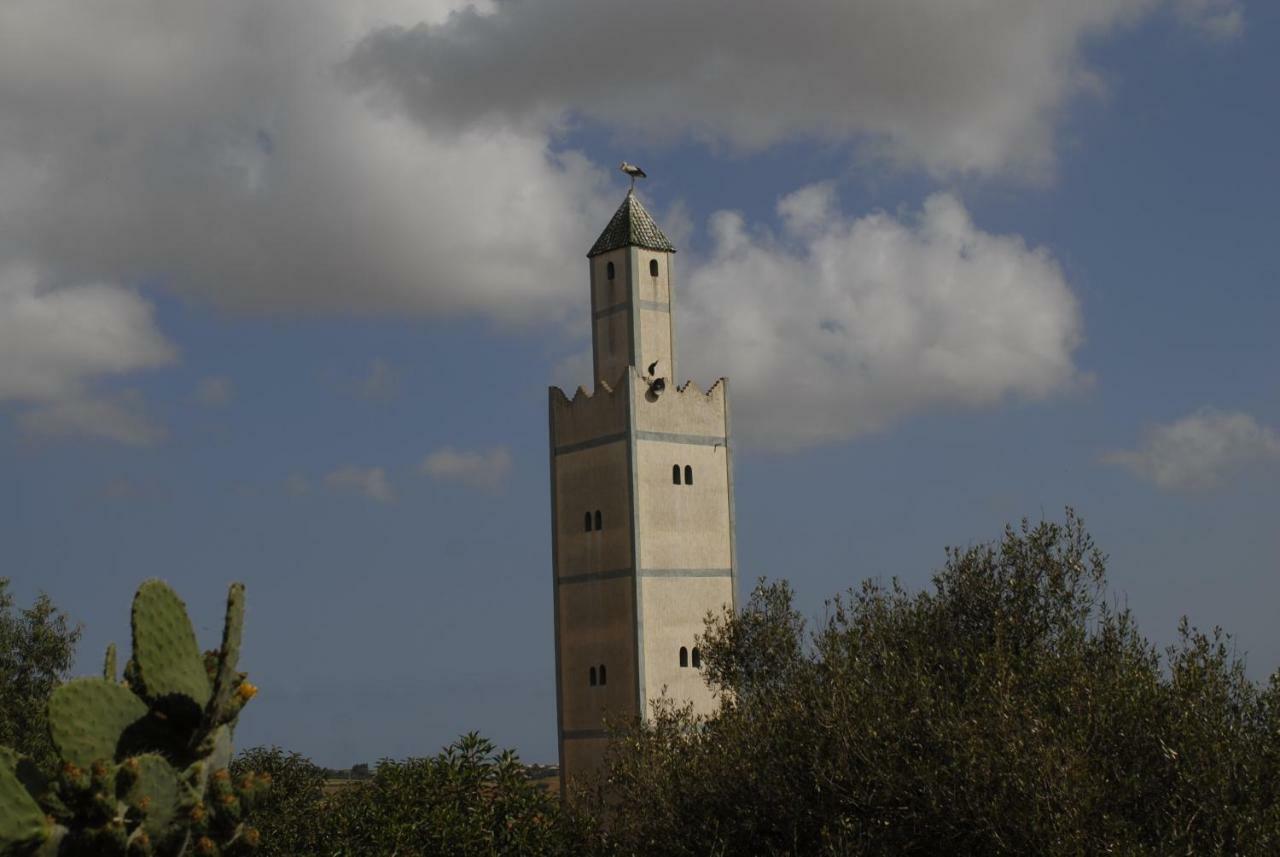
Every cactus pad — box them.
[104,643,117,683]
[206,726,233,774]
[122,754,182,841]
[209,584,245,721]
[0,753,48,853]
[131,581,211,708]
[3,580,260,856]
[49,678,148,767]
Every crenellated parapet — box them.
[548,376,630,451]
[632,369,730,439]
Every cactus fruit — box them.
[0,581,264,857]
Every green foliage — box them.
[591,511,1280,856]
[235,734,582,856]
[0,580,81,772]
[227,749,327,857]
[0,581,265,857]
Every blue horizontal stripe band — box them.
[558,567,634,585]
[639,568,733,579]
[562,729,609,741]
[554,430,726,456]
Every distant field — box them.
[324,769,561,796]
[529,772,560,795]
[322,778,364,796]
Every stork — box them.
[620,161,647,190]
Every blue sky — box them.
[1,0,1277,767]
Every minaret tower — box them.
[548,184,738,789]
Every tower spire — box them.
[587,190,674,259]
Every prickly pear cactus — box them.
[0,582,265,857]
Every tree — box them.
[237,734,583,856]
[230,747,330,856]
[0,578,80,770]
[590,511,1280,855]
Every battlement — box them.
[548,376,630,451]
[631,368,730,439]
[550,367,732,450]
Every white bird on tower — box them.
[620,161,647,189]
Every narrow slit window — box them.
[594,509,602,530]
[684,465,693,485]
[691,647,702,669]
[584,511,593,532]
[672,464,681,485]
[606,261,615,281]
[649,259,659,277]
[589,666,597,686]
[679,647,688,668]
[599,664,607,685]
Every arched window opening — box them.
[594,509,602,530]
[589,666,597,686]
[599,664,607,685]
[672,464,681,485]
[691,647,702,669]
[679,647,688,668]
[649,259,659,277]
[584,511,593,532]
[606,261,615,281]
[684,465,693,485]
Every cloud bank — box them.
[1105,409,1280,491]
[350,0,1239,181]
[0,0,1240,445]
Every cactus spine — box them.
[0,581,265,857]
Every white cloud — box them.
[325,466,396,503]
[0,264,175,401]
[196,376,234,408]
[17,391,166,446]
[1174,0,1244,40]
[421,446,512,491]
[0,263,175,444]
[0,1,612,322]
[1105,409,1280,490]
[679,187,1083,449]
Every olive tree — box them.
[0,578,80,771]
[591,512,1280,856]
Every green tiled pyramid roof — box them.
[587,190,676,257]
